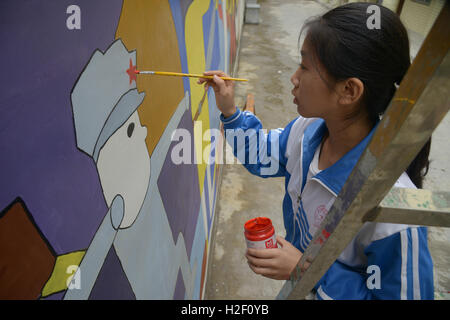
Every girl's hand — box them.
[197,70,236,118]
[245,236,309,280]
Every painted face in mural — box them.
[96,110,150,229]
[70,39,150,230]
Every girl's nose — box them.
[291,72,299,87]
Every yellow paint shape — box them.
[185,0,213,196]
[41,250,85,298]
[116,0,185,157]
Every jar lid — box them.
[244,217,273,234]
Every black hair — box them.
[300,2,430,188]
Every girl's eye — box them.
[127,122,135,138]
[299,63,306,70]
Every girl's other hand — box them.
[245,236,309,280]
[197,70,236,118]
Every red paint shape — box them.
[218,3,223,21]
[322,229,331,239]
[126,58,137,84]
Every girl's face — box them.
[290,39,337,118]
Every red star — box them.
[126,58,137,85]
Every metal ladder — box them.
[277,2,450,300]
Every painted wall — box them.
[0,0,243,300]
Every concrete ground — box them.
[204,0,449,300]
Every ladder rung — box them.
[364,188,450,227]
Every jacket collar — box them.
[301,118,378,196]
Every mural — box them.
[0,0,244,299]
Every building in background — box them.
[317,0,445,38]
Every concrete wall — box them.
[0,0,244,300]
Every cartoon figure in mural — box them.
[66,38,196,299]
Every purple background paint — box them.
[0,0,123,254]
[88,246,136,300]
[157,110,201,260]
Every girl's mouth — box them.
[292,89,298,104]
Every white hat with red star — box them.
[71,39,145,162]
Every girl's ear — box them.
[336,77,364,105]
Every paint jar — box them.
[244,217,278,249]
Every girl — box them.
[199,3,434,299]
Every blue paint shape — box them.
[168,0,191,94]
[202,0,214,59]
[190,205,207,299]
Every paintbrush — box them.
[135,70,248,82]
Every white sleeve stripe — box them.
[411,227,421,300]
[222,110,242,124]
[400,230,408,300]
[317,286,333,300]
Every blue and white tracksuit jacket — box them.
[220,108,434,300]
